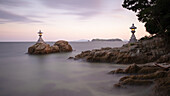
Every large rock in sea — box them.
[53,40,73,52]
[28,40,72,54]
[28,43,52,54]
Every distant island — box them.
[91,38,122,42]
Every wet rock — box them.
[119,78,153,86]
[153,77,170,96]
[28,40,72,54]
[114,83,122,88]
[112,64,170,95]
[108,68,124,74]
[109,64,141,74]
[137,66,161,74]
[109,64,167,75]
[28,43,52,54]
[114,71,167,86]
[54,40,72,52]
[74,50,91,60]
[51,45,59,53]
[157,53,170,63]
[68,57,74,59]
[124,64,141,73]
[74,36,169,64]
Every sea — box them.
[0,41,152,96]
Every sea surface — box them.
[0,41,152,96]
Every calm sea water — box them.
[0,41,152,96]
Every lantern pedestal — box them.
[37,30,45,44]
[129,33,137,43]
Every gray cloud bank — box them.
[0,9,41,23]
[0,0,40,23]
[0,0,122,23]
[0,0,29,7]
[41,0,102,17]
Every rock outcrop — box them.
[73,37,170,64]
[110,64,170,96]
[53,40,72,52]
[108,64,162,74]
[28,40,72,54]
[28,43,52,54]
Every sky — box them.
[0,0,149,41]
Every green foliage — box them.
[139,35,153,41]
[129,43,135,46]
[139,36,150,41]
[122,0,170,36]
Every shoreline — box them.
[72,36,170,64]
[70,35,170,96]
[109,63,170,96]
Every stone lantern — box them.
[37,30,45,44]
[129,24,137,43]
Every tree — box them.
[122,0,170,36]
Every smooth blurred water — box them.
[0,41,152,96]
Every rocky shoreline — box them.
[28,40,72,54]
[72,37,170,64]
[109,63,170,96]
[70,36,170,96]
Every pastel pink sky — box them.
[0,0,149,41]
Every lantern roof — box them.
[130,24,137,29]
[38,30,43,35]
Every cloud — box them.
[62,10,100,19]
[40,0,102,17]
[0,9,41,23]
[113,8,125,12]
[0,0,29,7]
[0,0,42,23]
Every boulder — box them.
[137,66,161,74]
[153,77,170,96]
[54,40,72,52]
[51,45,59,53]
[112,64,170,95]
[68,57,74,59]
[108,68,125,74]
[124,64,141,73]
[28,43,51,54]
[109,64,141,74]
[28,40,72,54]
[119,78,153,86]
[115,70,167,87]
[109,64,164,75]
[157,53,170,63]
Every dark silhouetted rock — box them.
[157,53,170,63]
[153,76,170,96]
